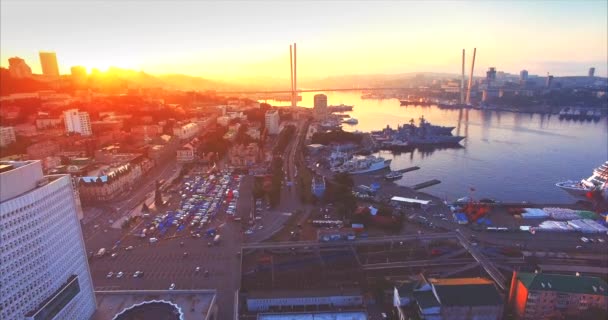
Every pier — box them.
[411,179,441,190]
[396,166,420,174]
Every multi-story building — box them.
[8,56,32,78]
[63,109,92,136]
[265,110,280,135]
[313,94,328,119]
[509,271,608,319]
[0,126,17,147]
[70,66,87,84]
[0,160,97,320]
[78,155,152,202]
[39,51,60,77]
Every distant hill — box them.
[299,72,462,89]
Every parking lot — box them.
[85,167,253,319]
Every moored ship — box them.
[556,161,608,199]
[332,155,391,174]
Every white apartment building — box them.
[0,160,97,320]
[173,122,199,140]
[265,110,280,135]
[63,109,92,136]
[0,126,17,147]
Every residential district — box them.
[1,52,607,320]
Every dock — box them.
[411,179,441,190]
[396,166,420,174]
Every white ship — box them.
[556,161,608,199]
[332,155,391,174]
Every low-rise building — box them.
[93,290,217,320]
[13,123,37,137]
[312,175,326,198]
[35,116,63,129]
[508,271,608,320]
[246,288,363,312]
[400,277,504,320]
[0,126,16,147]
[176,143,196,163]
[228,143,259,167]
[173,122,199,140]
[78,155,152,202]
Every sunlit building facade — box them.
[0,160,96,320]
[39,51,60,77]
[64,109,92,136]
[265,110,280,135]
[8,57,32,78]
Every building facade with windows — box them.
[63,109,92,136]
[509,271,608,320]
[0,160,96,320]
[264,110,280,135]
[0,126,16,147]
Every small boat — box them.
[342,118,359,125]
[385,171,403,180]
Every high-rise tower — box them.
[39,51,60,77]
[0,160,97,320]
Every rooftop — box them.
[92,290,216,320]
[257,311,368,320]
[248,288,362,299]
[432,283,503,306]
[113,301,182,320]
[517,272,608,296]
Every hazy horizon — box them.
[2,0,607,80]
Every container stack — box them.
[537,220,573,232]
[543,207,580,220]
[567,219,608,234]
[521,208,549,219]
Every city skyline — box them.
[1,0,607,80]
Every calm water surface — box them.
[263,92,607,203]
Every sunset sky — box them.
[1,0,607,80]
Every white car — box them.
[117,271,124,278]
[125,246,134,251]
[581,237,589,243]
[106,272,113,278]
[169,283,176,290]
[598,238,605,243]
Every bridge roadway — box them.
[242,231,509,291]
[362,257,525,271]
[455,230,508,291]
[215,87,413,95]
[241,232,457,250]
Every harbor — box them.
[291,90,606,203]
